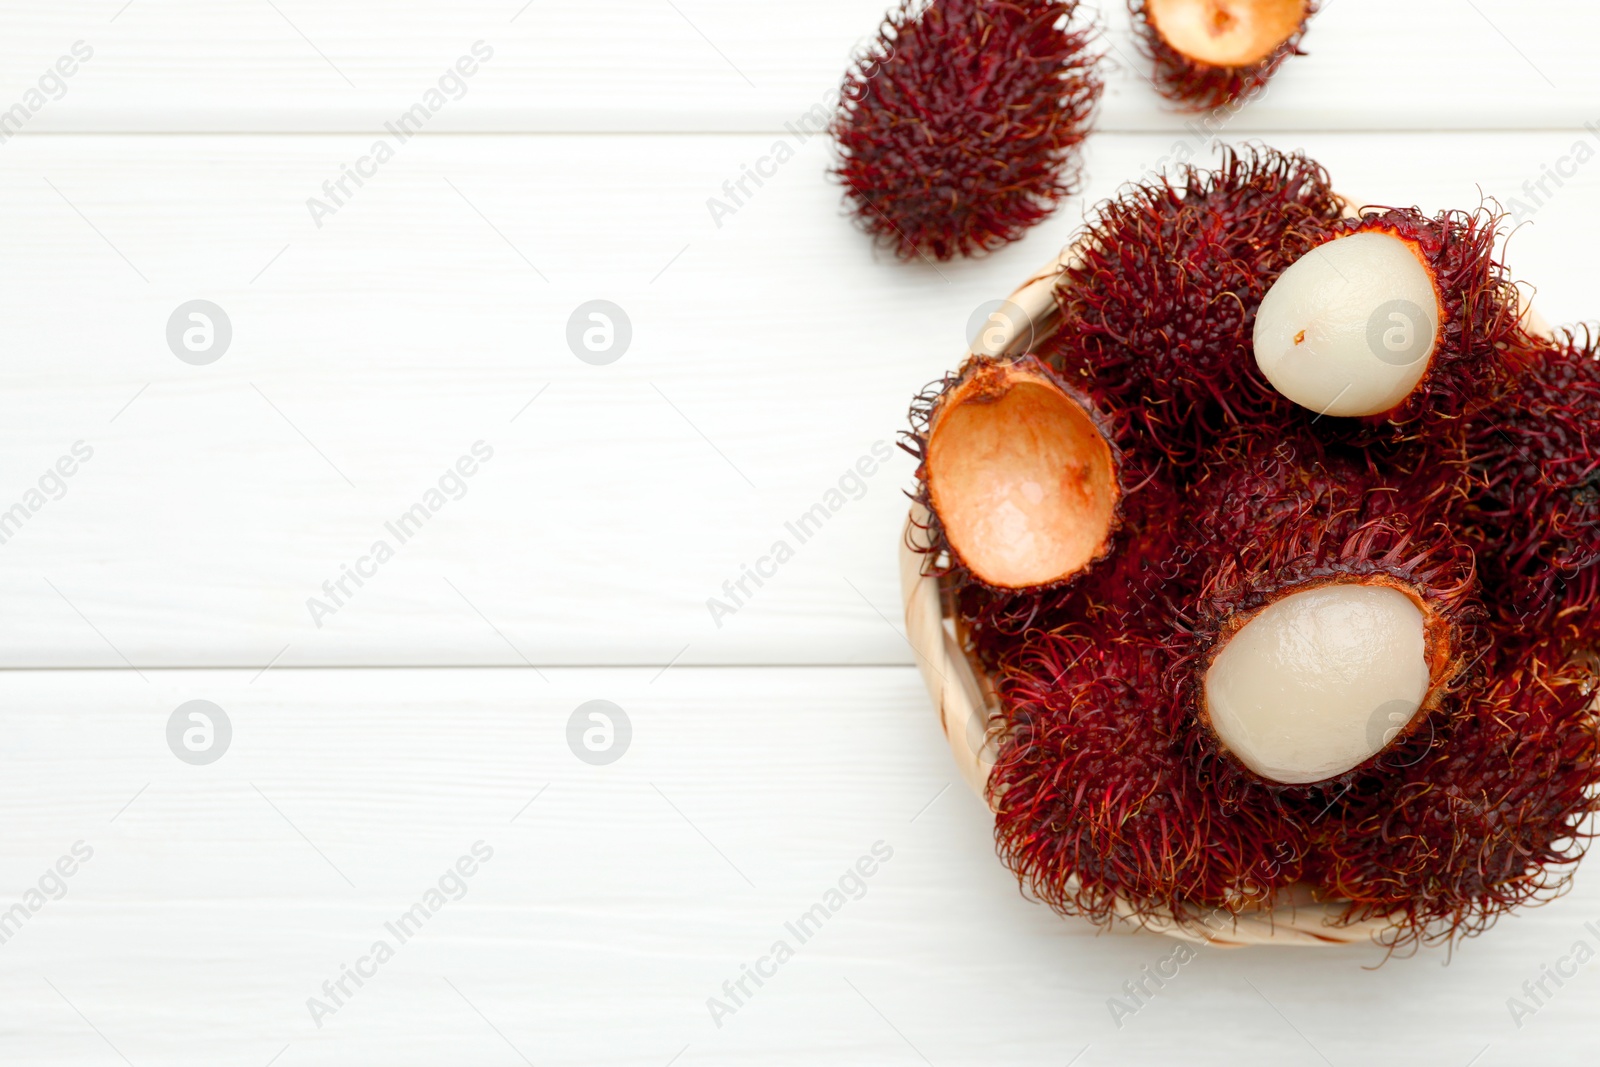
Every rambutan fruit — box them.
[1043,145,1344,465]
[831,0,1103,261]
[1311,639,1600,949]
[1463,326,1600,639]
[1130,0,1315,111]
[1184,511,1483,787]
[907,354,1125,592]
[1182,426,1469,558]
[1254,206,1522,429]
[1182,432,1366,547]
[991,631,1311,923]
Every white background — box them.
[1,1,1598,1064]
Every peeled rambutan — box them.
[1462,326,1600,640]
[1130,0,1315,111]
[831,0,1103,261]
[1311,639,1600,950]
[1254,205,1522,434]
[1042,144,1343,465]
[907,354,1126,593]
[1182,507,1483,788]
[991,631,1310,924]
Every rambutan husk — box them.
[1131,0,1315,111]
[907,354,1127,594]
[1041,144,1344,467]
[1308,638,1600,953]
[991,631,1314,924]
[831,0,1103,261]
[1463,325,1600,644]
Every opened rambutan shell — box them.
[831,0,1103,261]
[1131,0,1315,111]
[1042,145,1343,465]
[907,354,1126,593]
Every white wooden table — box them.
[2,2,1598,1063]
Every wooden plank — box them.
[1,130,1596,667]
[0,666,1593,1065]
[0,0,1594,133]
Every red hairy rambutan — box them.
[1311,639,1600,951]
[831,0,1103,261]
[1130,0,1315,112]
[991,631,1311,924]
[1181,433,1365,547]
[1463,326,1600,642]
[1181,430,1470,569]
[1042,145,1343,466]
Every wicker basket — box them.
[898,240,1557,947]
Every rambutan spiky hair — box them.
[992,632,1311,924]
[831,0,1103,261]
[1182,433,1368,549]
[1312,640,1600,952]
[1042,145,1343,466]
[1464,325,1600,641]
[1130,0,1316,112]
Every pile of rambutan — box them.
[904,144,1600,951]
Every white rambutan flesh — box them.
[1145,0,1308,68]
[1203,583,1431,784]
[1253,231,1442,418]
[926,360,1118,589]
